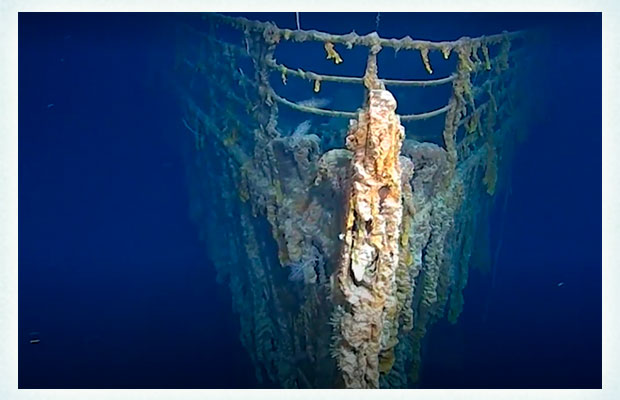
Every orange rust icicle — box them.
[336,89,405,388]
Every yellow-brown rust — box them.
[336,88,405,388]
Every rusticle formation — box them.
[175,13,531,388]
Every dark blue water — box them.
[19,12,600,388]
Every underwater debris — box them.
[483,142,498,195]
[481,44,492,70]
[420,48,433,74]
[313,79,321,93]
[336,88,404,388]
[324,42,343,64]
[440,44,452,60]
[281,67,287,85]
[178,13,529,388]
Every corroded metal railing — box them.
[175,13,530,388]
